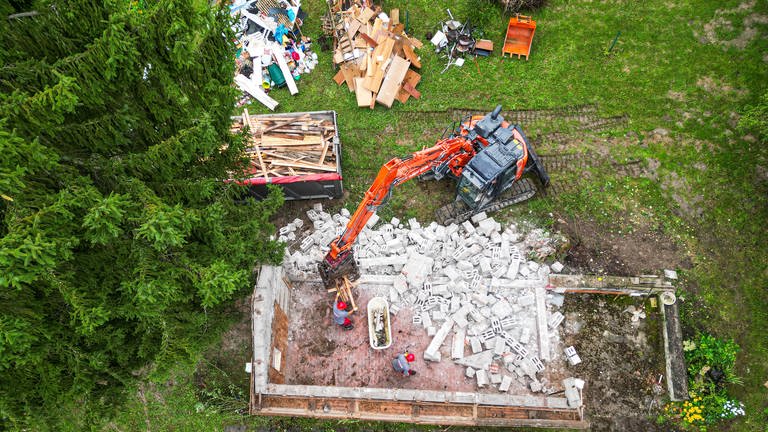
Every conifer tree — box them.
[0,0,284,427]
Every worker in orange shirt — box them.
[332,300,353,330]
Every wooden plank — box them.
[340,64,357,91]
[409,37,424,49]
[318,138,331,164]
[243,109,269,180]
[356,7,375,24]
[347,19,361,39]
[354,77,373,107]
[402,83,421,99]
[402,43,421,68]
[376,56,410,108]
[396,69,421,103]
[333,69,345,85]
[390,9,399,26]
[359,32,378,48]
[261,135,325,146]
[270,160,338,172]
[262,114,312,133]
[391,23,404,35]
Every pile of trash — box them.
[230,0,318,110]
[429,9,494,73]
[323,3,424,109]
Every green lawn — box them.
[105,0,767,430]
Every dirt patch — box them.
[695,1,768,50]
[563,295,668,431]
[555,216,688,276]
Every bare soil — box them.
[563,294,670,431]
[555,215,689,276]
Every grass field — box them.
[105,0,767,430]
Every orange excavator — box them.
[319,106,549,288]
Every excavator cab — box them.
[456,108,549,210]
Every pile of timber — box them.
[232,109,338,179]
[327,3,423,109]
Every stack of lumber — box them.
[327,3,423,109]
[232,109,338,179]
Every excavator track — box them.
[435,178,538,225]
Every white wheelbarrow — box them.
[367,297,392,350]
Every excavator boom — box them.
[319,136,476,287]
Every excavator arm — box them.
[319,135,477,287]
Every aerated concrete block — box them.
[476,369,489,388]
[452,328,467,359]
[499,375,513,392]
[530,380,543,393]
[520,326,531,345]
[394,275,408,294]
[551,261,564,273]
[518,294,535,307]
[466,367,475,378]
[548,311,565,329]
[470,336,483,354]
[493,336,507,355]
[365,213,380,228]
[427,326,436,336]
[408,218,420,229]
[491,300,513,318]
[424,319,455,361]
[462,220,475,234]
[390,217,400,227]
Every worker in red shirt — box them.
[332,300,353,330]
[392,352,416,376]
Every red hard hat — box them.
[405,353,415,362]
[337,301,347,310]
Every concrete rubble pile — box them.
[280,204,581,404]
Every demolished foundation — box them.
[249,206,683,427]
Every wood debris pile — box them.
[325,2,424,109]
[232,109,338,179]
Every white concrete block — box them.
[452,328,466,359]
[528,261,540,272]
[424,319,455,361]
[390,217,400,227]
[499,375,513,392]
[312,203,323,212]
[518,294,535,307]
[494,336,507,355]
[366,213,380,228]
[394,275,408,293]
[470,337,483,354]
[476,369,489,388]
[427,326,436,336]
[551,261,564,273]
[470,212,488,224]
[421,312,433,329]
[408,218,420,229]
[462,220,475,234]
[548,311,565,329]
[491,300,513,318]
[465,367,476,378]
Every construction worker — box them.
[392,352,416,376]
[332,300,353,330]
